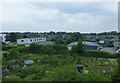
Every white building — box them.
[17,37,46,45]
[0,34,6,42]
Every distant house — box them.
[17,37,55,46]
[113,42,120,50]
[17,37,46,45]
[83,41,102,51]
[67,41,102,51]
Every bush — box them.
[71,40,85,55]
[87,50,112,58]
[21,43,68,55]
[41,64,109,81]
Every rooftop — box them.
[67,41,101,47]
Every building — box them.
[113,42,120,50]
[67,41,102,51]
[17,37,46,45]
[0,34,6,42]
[36,41,55,45]
[83,41,102,51]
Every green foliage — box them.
[42,64,109,81]
[99,42,114,47]
[9,49,19,59]
[112,58,120,82]
[10,33,18,42]
[26,43,68,54]
[87,50,112,58]
[71,32,83,42]
[55,38,65,45]
[41,64,79,81]
[2,42,14,51]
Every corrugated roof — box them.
[67,41,100,47]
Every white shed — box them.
[17,37,46,45]
[24,60,34,65]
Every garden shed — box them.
[76,64,84,73]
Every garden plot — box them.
[81,57,117,77]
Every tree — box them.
[55,38,65,45]
[71,40,85,55]
[29,43,42,54]
[23,35,28,38]
[71,32,83,42]
[10,33,17,43]
[53,45,68,54]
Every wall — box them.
[84,45,98,51]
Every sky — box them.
[0,0,118,33]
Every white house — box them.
[17,37,46,45]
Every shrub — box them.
[87,50,112,58]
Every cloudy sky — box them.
[1,1,118,33]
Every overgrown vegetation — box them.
[1,31,120,82]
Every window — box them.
[30,40,32,42]
[35,39,36,41]
[21,40,24,42]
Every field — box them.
[2,53,118,81]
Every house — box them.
[17,37,55,46]
[17,37,46,45]
[67,41,102,51]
